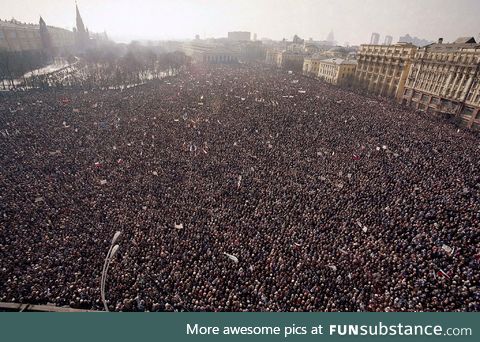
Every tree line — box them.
[0,42,191,90]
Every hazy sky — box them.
[1,0,479,45]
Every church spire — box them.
[76,1,86,34]
[39,15,53,55]
[74,1,89,51]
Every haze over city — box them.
[1,0,479,44]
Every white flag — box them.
[442,244,454,255]
[224,252,239,263]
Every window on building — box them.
[461,107,474,116]
[473,94,480,103]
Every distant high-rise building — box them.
[195,34,200,40]
[253,33,257,41]
[370,32,380,45]
[227,31,251,41]
[326,30,335,43]
[398,34,433,47]
[384,35,393,45]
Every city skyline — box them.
[0,0,479,44]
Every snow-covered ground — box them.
[22,61,72,78]
[1,60,177,91]
[1,59,77,90]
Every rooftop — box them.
[360,42,416,48]
[320,58,357,65]
[453,37,476,44]
[422,37,480,52]
[0,18,72,32]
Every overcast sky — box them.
[1,0,479,45]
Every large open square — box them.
[1,64,478,311]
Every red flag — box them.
[437,269,451,279]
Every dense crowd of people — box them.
[0,63,479,312]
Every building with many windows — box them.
[317,58,357,86]
[182,42,239,64]
[0,18,73,54]
[277,51,306,71]
[302,54,324,77]
[265,48,306,72]
[237,41,266,62]
[227,31,251,41]
[0,3,106,56]
[402,37,480,129]
[354,42,417,100]
[384,35,393,45]
[370,33,380,45]
[399,34,433,47]
[265,48,281,66]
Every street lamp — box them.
[101,231,121,312]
